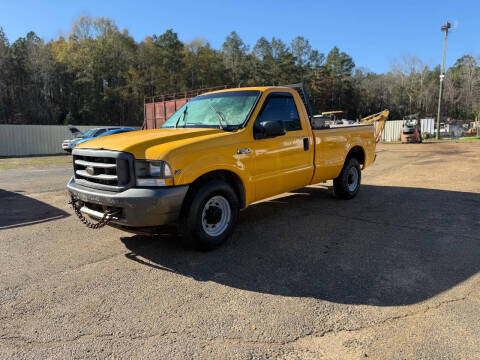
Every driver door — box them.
[251,92,314,201]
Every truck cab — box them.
[68,85,376,249]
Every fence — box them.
[1,118,437,157]
[379,119,435,142]
[144,99,188,129]
[0,125,107,157]
[143,85,232,129]
[380,120,403,142]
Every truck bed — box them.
[311,124,375,183]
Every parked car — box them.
[73,127,136,148]
[63,127,107,153]
[62,127,135,153]
[62,126,85,152]
[67,84,376,249]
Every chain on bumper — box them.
[69,195,121,229]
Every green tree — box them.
[252,37,273,84]
[290,36,313,80]
[184,38,225,89]
[322,46,356,114]
[152,29,185,93]
[1,18,478,126]
[0,27,11,122]
[222,31,248,85]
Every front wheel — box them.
[181,180,239,250]
[333,158,361,199]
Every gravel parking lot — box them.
[1,142,479,359]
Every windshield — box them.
[82,128,108,138]
[81,129,96,138]
[81,129,100,138]
[162,90,260,129]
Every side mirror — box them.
[256,120,286,139]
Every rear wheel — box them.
[333,158,361,199]
[181,180,239,250]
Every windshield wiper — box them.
[175,106,188,128]
[209,104,227,130]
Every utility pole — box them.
[436,21,451,140]
[477,115,479,138]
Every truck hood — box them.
[76,128,225,158]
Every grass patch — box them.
[422,138,450,143]
[0,155,71,170]
[423,137,480,143]
[455,136,480,142]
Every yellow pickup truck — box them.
[68,84,376,249]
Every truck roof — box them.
[202,85,313,119]
[202,86,296,95]
[142,84,313,130]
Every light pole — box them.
[436,21,451,140]
[477,115,479,138]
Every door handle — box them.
[303,138,309,151]
[237,148,251,155]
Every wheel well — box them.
[346,146,365,166]
[183,170,246,211]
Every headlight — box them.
[135,160,174,186]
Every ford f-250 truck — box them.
[68,84,376,249]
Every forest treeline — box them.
[0,16,478,126]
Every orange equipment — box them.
[400,120,422,143]
[360,110,390,143]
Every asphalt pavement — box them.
[1,142,479,359]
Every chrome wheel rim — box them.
[201,195,231,237]
[347,167,359,192]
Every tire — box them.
[181,180,239,250]
[333,158,361,200]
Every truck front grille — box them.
[72,149,135,192]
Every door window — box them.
[255,94,301,132]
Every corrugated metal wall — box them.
[421,118,435,135]
[0,119,436,156]
[379,119,435,142]
[380,120,404,142]
[0,125,108,157]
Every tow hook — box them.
[69,195,120,229]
